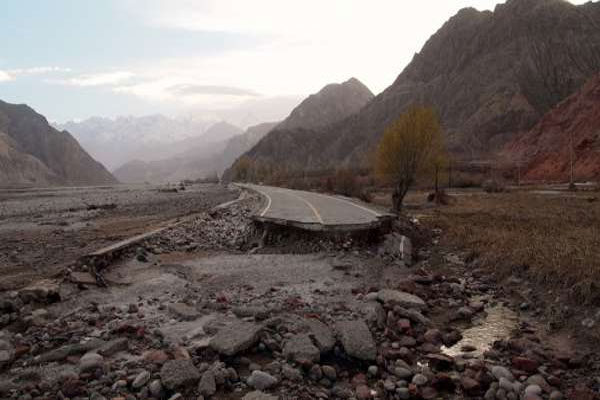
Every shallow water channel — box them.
[442,301,519,358]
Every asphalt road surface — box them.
[242,184,390,229]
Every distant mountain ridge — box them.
[113,121,275,184]
[56,115,220,170]
[0,100,116,187]
[234,0,600,173]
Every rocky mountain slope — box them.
[277,78,374,131]
[237,0,600,172]
[233,78,374,172]
[505,72,600,181]
[0,100,116,187]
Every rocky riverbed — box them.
[0,188,598,400]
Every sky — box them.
[0,0,590,123]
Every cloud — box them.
[58,71,135,87]
[168,84,260,97]
[10,66,72,75]
[0,70,13,82]
[0,66,71,83]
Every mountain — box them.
[505,72,600,181]
[0,100,116,187]
[218,122,279,172]
[112,121,248,184]
[235,0,600,173]
[56,115,218,170]
[230,77,374,172]
[277,78,374,130]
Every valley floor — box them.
[0,184,598,400]
[0,183,237,291]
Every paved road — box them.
[242,184,391,229]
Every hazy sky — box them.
[0,0,590,122]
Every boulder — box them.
[160,359,201,390]
[209,321,262,356]
[168,303,200,321]
[79,352,104,372]
[335,320,377,361]
[305,319,335,353]
[198,370,217,397]
[377,289,426,310]
[18,280,60,303]
[283,334,320,364]
[247,371,278,390]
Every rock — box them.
[305,318,335,353]
[323,365,337,380]
[18,279,60,303]
[423,329,442,344]
[160,360,201,390]
[377,289,426,310]
[361,302,386,328]
[461,376,481,394]
[209,321,262,356]
[499,377,516,392]
[367,365,378,377]
[491,365,514,382]
[511,356,539,373]
[412,373,428,386]
[242,391,279,400]
[421,387,438,399]
[309,364,322,381]
[132,370,151,389]
[335,320,377,361]
[247,370,278,390]
[549,391,564,400]
[455,306,474,320]
[198,371,217,397]
[283,334,320,363]
[232,306,270,320]
[397,387,410,399]
[149,379,163,397]
[525,385,542,396]
[168,303,200,321]
[143,349,170,364]
[525,374,550,392]
[394,306,431,326]
[79,352,104,372]
[355,384,372,399]
[35,339,104,363]
[394,367,413,379]
[97,338,128,356]
[0,339,14,364]
[282,364,303,381]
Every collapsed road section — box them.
[239,184,395,233]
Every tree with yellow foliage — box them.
[375,106,446,213]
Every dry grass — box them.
[418,190,600,304]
